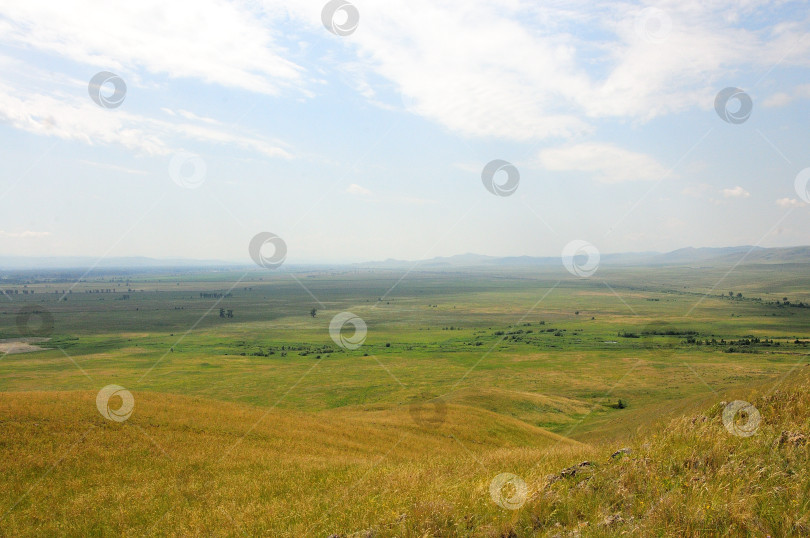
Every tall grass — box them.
[1,370,808,536]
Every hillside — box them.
[0,391,586,536]
[515,371,810,536]
[1,370,808,536]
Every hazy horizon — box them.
[0,242,808,270]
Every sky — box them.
[0,0,809,264]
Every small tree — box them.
[310,308,317,318]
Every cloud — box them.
[722,186,751,198]
[0,81,292,158]
[344,0,810,140]
[537,143,669,183]
[175,109,222,125]
[0,230,50,238]
[351,1,591,141]
[0,0,304,96]
[776,197,806,208]
[347,183,373,196]
[763,84,810,107]
[2,0,809,147]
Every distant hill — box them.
[645,245,810,266]
[652,246,763,264]
[1,245,808,271]
[708,245,810,264]
[359,245,810,269]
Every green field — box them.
[1,263,809,535]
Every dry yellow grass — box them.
[1,371,808,536]
[0,390,588,536]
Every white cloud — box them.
[763,92,794,108]
[763,84,810,107]
[352,1,591,141]
[347,183,372,196]
[722,186,751,198]
[537,143,669,183]
[2,0,809,147]
[0,81,292,158]
[175,109,222,125]
[0,0,305,96]
[341,0,810,140]
[0,9,299,161]
[776,197,806,208]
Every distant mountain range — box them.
[0,245,809,271]
[357,245,810,269]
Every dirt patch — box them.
[0,338,51,355]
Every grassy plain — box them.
[0,263,809,535]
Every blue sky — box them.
[0,0,809,264]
